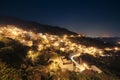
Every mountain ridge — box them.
[0,16,78,36]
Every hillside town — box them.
[0,25,120,74]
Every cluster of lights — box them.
[117,41,120,44]
[0,25,119,73]
[104,47,120,52]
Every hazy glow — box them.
[0,25,119,73]
[118,41,120,44]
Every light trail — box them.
[70,53,90,72]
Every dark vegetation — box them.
[69,37,117,48]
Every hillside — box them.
[0,16,78,36]
[0,17,120,80]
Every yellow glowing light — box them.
[38,44,44,51]
[0,31,3,33]
[69,47,75,50]
[118,41,120,44]
[27,41,33,47]
[27,50,40,61]
[53,42,59,47]
[60,48,65,52]
[104,47,112,51]
[114,47,119,51]
[98,50,104,56]
[63,35,68,40]
[83,63,90,70]
[70,35,74,37]
[76,62,90,72]
[78,34,81,37]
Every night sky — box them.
[0,0,120,37]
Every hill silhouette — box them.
[0,16,77,36]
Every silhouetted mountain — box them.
[0,16,77,36]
